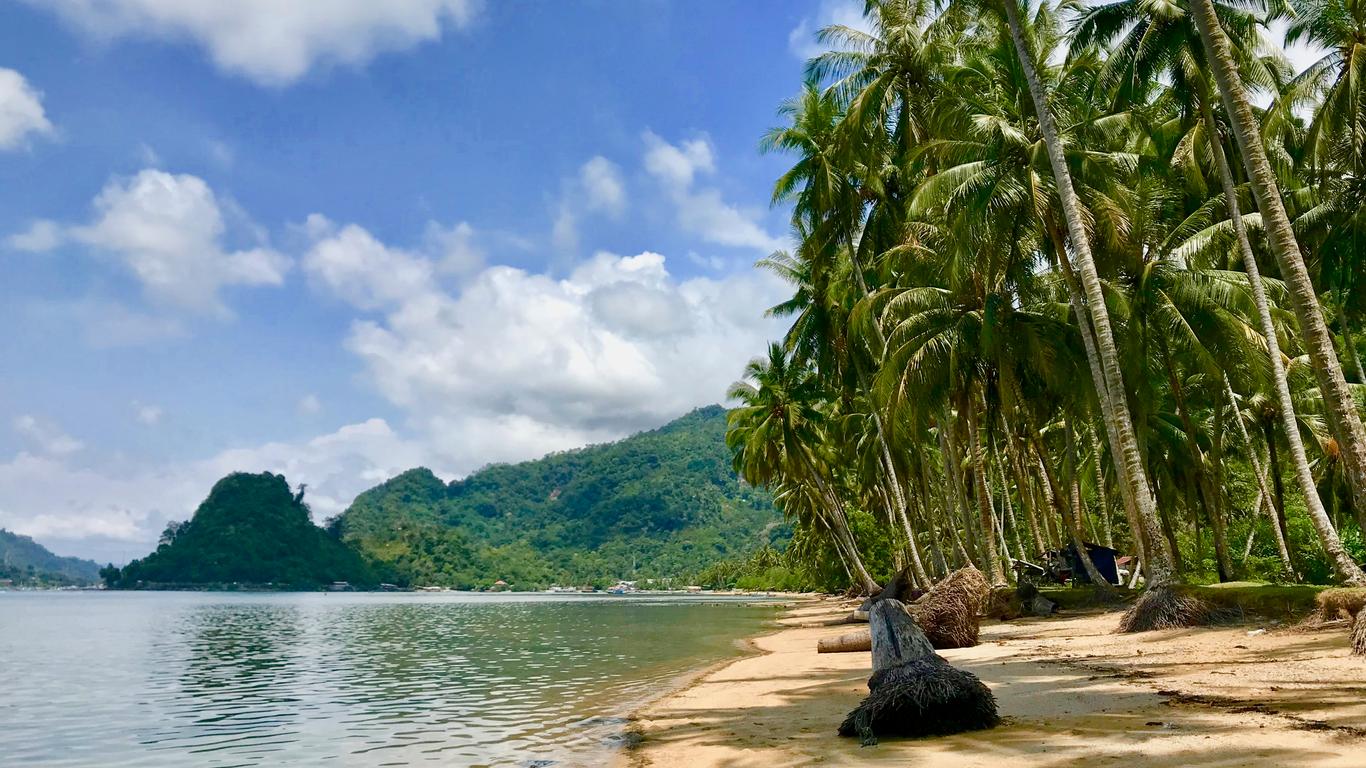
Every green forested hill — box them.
[0,529,102,585]
[338,405,785,588]
[109,472,376,588]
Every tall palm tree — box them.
[991,0,1179,589]
[727,343,881,591]
[1190,0,1366,535]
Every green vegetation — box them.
[728,0,1366,597]
[0,529,101,587]
[105,472,376,589]
[337,406,785,589]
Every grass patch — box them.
[1037,585,1134,611]
[1182,583,1327,621]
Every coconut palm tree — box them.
[985,0,1179,595]
[1189,0,1366,534]
[727,343,881,591]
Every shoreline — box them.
[620,598,1365,767]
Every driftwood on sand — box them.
[818,630,871,654]
[837,599,999,745]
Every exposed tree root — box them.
[914,567,989,648]
[1117,585,1211,633]
[838,656,999,745]
[1315,587,1366,622]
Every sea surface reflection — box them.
[0,591,781,767]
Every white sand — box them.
[621,600,1365,767]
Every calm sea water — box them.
[0,591,784,767]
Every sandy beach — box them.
[621,599,1365,767]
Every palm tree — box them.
[1189,0,1366,536]
[762,85,934,586]
[727,343,881,591]
[991,0,1179,590]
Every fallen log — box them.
[817,629,871,653]
[837,599,999,745]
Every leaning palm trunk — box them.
[966,392,1008,585]
[1197,89,1365,584]
[847,244,933,587]
[800,450,880,592]
[1224,379,1297,578]
[1001,0,1176,587]
[1190,0,1366,541]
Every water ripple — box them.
[0,592,780,767]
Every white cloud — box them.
[64,169,290,316]
[642,132,785,253]
[0,68,54,150]
[579,156,626,217]
[0,418,432,562]
[787,0,871,62]
[14,415,84,456]
[134,403,163,425]
[207,139,233,168]
[423,220,484,275]
[7,220,63,252]
[28,0,482,87]
[302,219,787,473]
[299,393,323,414]
[302,215,436,310]
[551,156,627,257]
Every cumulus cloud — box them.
[0,68,54,150]
[299,393,323,414]
[642,132,785,253]
[41,169,292,316]
[301,219,786,472]
[0,417,435,562]
[28,0,482,87]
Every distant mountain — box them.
[0,529,102,585]
[339,405,785,589]
[107,472,376,589]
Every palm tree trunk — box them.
[966,392,1007,585]
[1088,423,1115,548]
[996,446,1026,561]
[940,414,982,563]
[1037,432,1113,591]
[1191,0,1366,544]
[1198,88,1362,582]
[799,450,879,592]
[1161,347,1233,581]
[1003,0,1176,585]
[1223,378,1297,578]
[845,244,933,586]
[1007,426,1048,557]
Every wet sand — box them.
[621,599,1365,767]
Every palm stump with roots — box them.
[838,599,999,745]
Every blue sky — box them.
[0,0,871,562]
